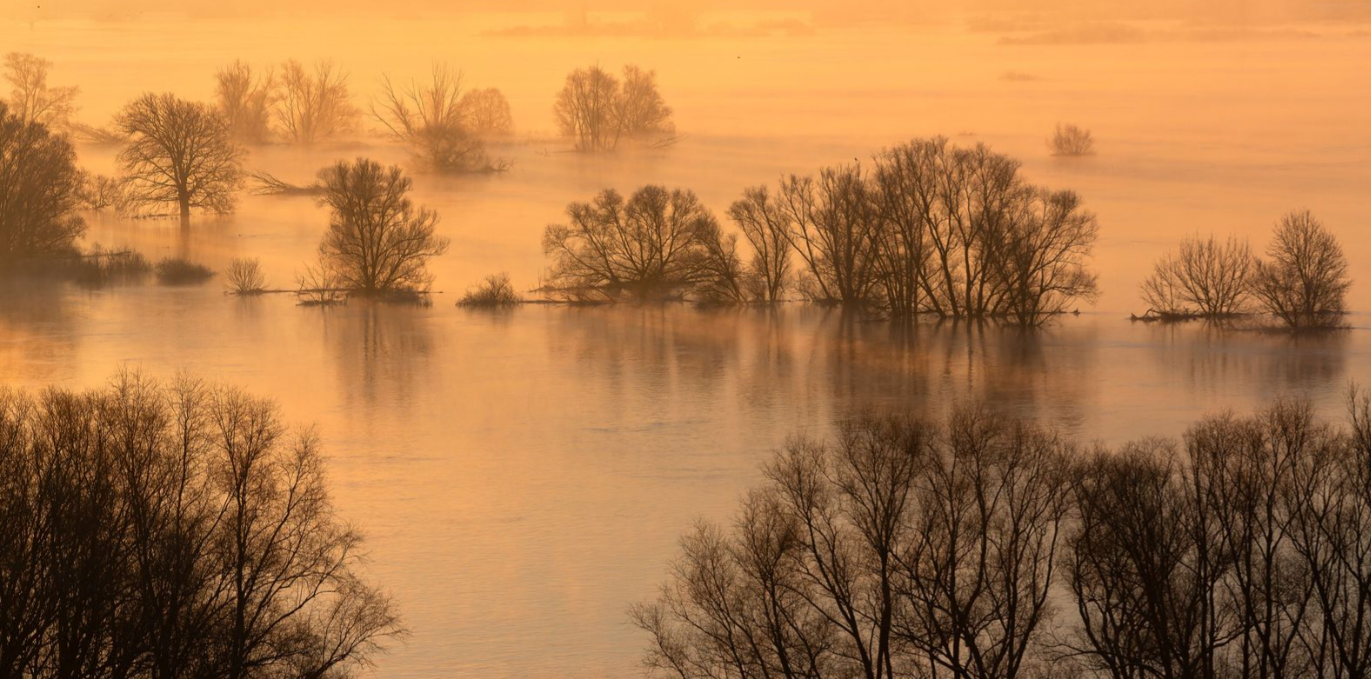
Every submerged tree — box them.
[0,372,403,679]
[278,59,358,146]
[1140,234,1254,318]
[373,65,500,173]
[542,185,719,299]
[459,87,514,136]
[3,52,79,129]
[117,93,244,223]
[554,64,673,152]
[316,158,450,293]
[0,100,85,259]
[728,186,792,303]
[215,60,276,144]
[1251,210,1350,329]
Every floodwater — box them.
[2,11,1371,678]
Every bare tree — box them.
[458,87,514,136]
[3,52,79,129]
[988,187,1100,325]
[615,65,673,139]
[215,60,276,145]
[635,407,1071,679]
[373,65,500,173]
[554,64,673,152]
[554,65,621,152]
[1140,235,1255,319]
[777,164,878,306]
[316,158,450,293]
[541,185,719,299]
[1250,210,1350,329]
[225,257,267,294]
[729,186,792,303]
[0,372,403,679]
[1050,123,1095,156]
[116,93,244,224]
[0,101,86,258]
[277,60,358,146]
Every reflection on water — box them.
[1,287,1367,677]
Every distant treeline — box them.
[0,373,402,679]
[636,391,1371,679]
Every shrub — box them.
[224,256,267,294]
[1251,210,1350,329]
[154,257,214,285]
[1049,122,1095,156]
[458,272,522,307]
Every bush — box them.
[295,261,347,306]
[1049,122,1095,156]
[73,245,150,286]
[458,272,522,307]
[224,256,267,294]
[1251,210,1350,329]
[154,257,214,285]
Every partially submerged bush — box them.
[295,261,347,306]
[224,256,267,294]
[154,257,214,285]
[458,272,522,307]
[77,173,129,212]
[1049,122,1095,156]
[73,245,150,286]
[1140,234,1254,319]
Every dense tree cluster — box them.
[637,391,1371,679]
[543,137,1100,324]
[0,373,401,679]
[1140,210,1350,328]
[372,65,509,174]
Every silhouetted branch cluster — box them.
[1050,123,1095,156]
[3,52,79,130]
[544,137,1099,324]
[637,390,1371,679]
[1139,210,1350,329]
[0,372,402,679]
[554,64,674,152]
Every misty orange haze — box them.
[1,6,1369,678]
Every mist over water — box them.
[1,9,1370,678]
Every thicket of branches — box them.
[637,390,1371,679]
[1139,211,1350,329]
[1050,122,1095,156]
[542,137,1099,325]
[277,60,359,146]
[3,52,79,130]
[0,100,86,259]
[0,372,402,679]
[554,64,674,152]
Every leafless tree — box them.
[1050,123,1095,157]
[458,87,513,136]
[541,185,719,299]
[225,257,267,294]
[1140,235,1255,319]
[316,158,450,293]
[694,218,749,305]
[554,64,673,152]
[215,60,276,145]
[635,406,1071,679]
[554,65,621,152]
[277,60,358,146]
[777,164,878,306]
[0,101,86,259]
[0,372,402,679]
[729,186,792,303]
[373,65,501,173]
[3,52,79,129]
[615,65,673,139]
[1250,210,1351,329]
[116,93,244,224]
[987,187,1099,325]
